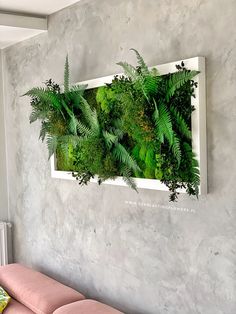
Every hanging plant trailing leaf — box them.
[24,50,200,201]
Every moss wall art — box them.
[25,50,201,201]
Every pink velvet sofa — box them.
[0,264,123,314]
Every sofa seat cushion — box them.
[53,300,124,314]
[0,264,85,314]
[4,299,35,314]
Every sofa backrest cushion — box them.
[0,264,85,314]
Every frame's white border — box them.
[51,56,207,195]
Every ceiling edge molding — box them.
[0,12,47,30]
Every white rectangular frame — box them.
[51,56,207,195]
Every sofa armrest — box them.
[0,263,85,314]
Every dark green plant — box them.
[25,50,200,201]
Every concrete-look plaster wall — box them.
[2,1,236,313]
[0,50,8,221]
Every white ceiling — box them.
[0,0,81,49]
[0,0,80,16]
[0,25,45,49]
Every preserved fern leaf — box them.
[117,62,137,81]
[80,98,99,131]
[24,88,62,110]
[143,75,159,97]
[77,120,97,138]
[64,55,69,93]
[103,131,118,148]
[120,165,137,191]
[39,121,51,141]
[68,115,79,135]
[170,106,192,139]
[166,70,199,101]
[183,142,200,187]
[30,108,45,124]
[67,85,87,107]
[172,133,181,167]
[130,48,149,75]
[154,103,174,146]
[113,143,140,172]
[46,135,58,159]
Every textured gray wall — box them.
[0,50,8,221]
[2,0,236,313]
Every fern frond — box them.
[39,124,46,141]
[112,119,124,139]
[80,98,100,133]
[39,121,51,141]
[154,104,182,164]
[154,103,174,145]
[130,48,149,75]
[77,121,91,136]
[65,85,86,108]
[80,98,94,124]
[103,131,118,148]
[170,106,191,139]
[91,108,100,133]
[172,133,181,166]
[76,116,99,139]
[117,62,137,81]
[24,87,46,97]
[46,135,58,159]
[30,108,43,123]
[183,142,200,186]
[70,84,88,93]
[153,103,163,142]
[166,70,199,101]
[69,115,79,135]
[64,55,69,93]
[142,75,159,98]
[113,143,140,172]
[120,165,137,191]
[29,100,52,123]
[112,128,124,140]
[24,88,62,110]
[61,99,74,118]
[68,84,87,105]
